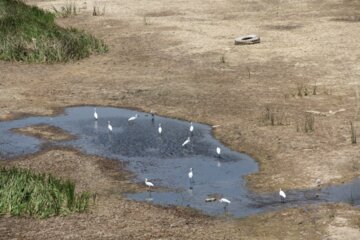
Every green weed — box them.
[0,167,90,218]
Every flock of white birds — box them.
[93,107,287,210]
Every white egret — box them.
[205,197,217,202]
[145,178,154,190]
[158,123,162,134]
[279,188,286,203]
[94,108,98,120]
[219,198,231,209]
[216,147,221,157]
[189,122,194,133]
[182,137,191,147]
[188,168,194,188]
[107,121,113,132]
[128,114,138,122]
[188,168,193,180]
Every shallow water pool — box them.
[0,106,359,217]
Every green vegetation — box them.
[0,0,107,63]
[0,167,90,218]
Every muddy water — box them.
[0,106,359,217]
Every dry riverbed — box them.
[1,0,360,238]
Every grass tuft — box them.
[0,0,108,63]
[304,113,315,133]
[93,1,106,16]
[262,105,289,126]
[52,2,78,18]
[143,16,148,25]
[0,167,90,218]
[350,121,357,144]
[220,54,225,64]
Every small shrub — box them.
[304,113,315,133]
[75,192,91,212]
[262,106,289,126]
[264,106,274,125]
[288,83,317,98]
[220,54,225,64]
[143,16,148,25]
[297,83,310,97]
[313,81,317,95]
[93,2,106,16]
[350,121,357,144]
[296,121,300,132]
[53,2,77,18]
[246,66,250,79]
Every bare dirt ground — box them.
[13,124,76,141]
[1,0,360,238]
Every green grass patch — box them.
[0,0,108,63]
[0,167,90,218]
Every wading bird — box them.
[158,123,162,134]
[94,108,98,120]
[216,147,221,157]
[182,137,191,147]
[128,114,138,122]
[279,188,286,203]
[316,178,321,187]
[107,121,113,132]
[189,122,194,134]
[188,168,193,182]
[219,197,231,209]
[145,178,154,190]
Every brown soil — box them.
[13,124,75,141]
[1,0,360,238]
